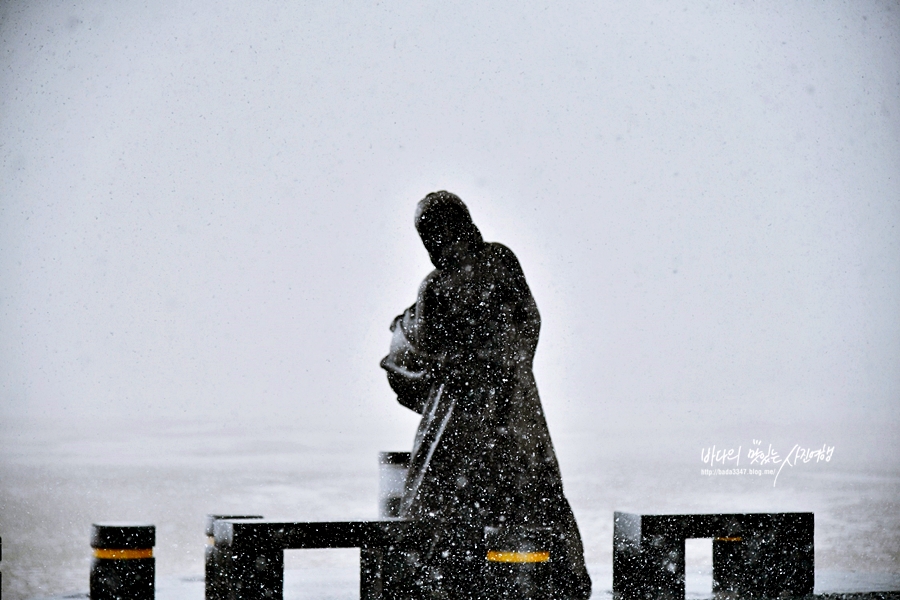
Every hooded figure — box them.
[381,192,591,600]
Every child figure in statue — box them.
[381,191,591,600]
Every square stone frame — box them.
[613,512,814,600]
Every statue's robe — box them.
[382,241,591,600]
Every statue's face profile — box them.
[419,220,469,269]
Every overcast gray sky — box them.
[1,0,898,464]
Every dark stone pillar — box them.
[205,515,263,600]
[614,512,813,600]
[378,452,410,519]
[741,514,814,598]
[90,523,155,600]
[712,536,744,595]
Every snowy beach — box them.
[1,416,897,599]
[2,1,898,598]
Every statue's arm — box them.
[380,291,438,413]
[411,271,445,357]
[493,243,541,356]
[518,274,541,354]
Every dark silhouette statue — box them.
[381,191,591,599]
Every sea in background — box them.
[1,414,897,600]
[3,1,899,598]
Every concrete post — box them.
[90,523,155,600]
[378,452,409,519]
[205,515,263,600]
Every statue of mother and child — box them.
[380,191,592,600]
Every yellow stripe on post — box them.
[93,548,153,559]
[486,550,550,563]
[714,537,742,542]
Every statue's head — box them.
[415,191,484,269]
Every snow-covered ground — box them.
[2,417,897,600]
